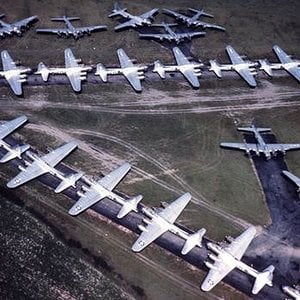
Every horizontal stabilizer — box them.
[0,144,30,163]
[181,228,206,255]
[95,63,108,82]
[35,62,50,81]
[237,126,271,133]
[109,3,127,17]
[55,171,84,193]
[153,60,166,78]
[259,59,273,77]
[188,8,214,18]
[117,195,143,219]
[209,60,222,77]
[51,16,80,22]
[252,265,274,294]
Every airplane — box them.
[282,170,300,192]
[7,141,78,190]
[35,48,92,92]
[163,8,225,31]
[139,22,206,44]
[132,193,206,255]
[282,286,300,300]
[153,46,203,88]
[36,14,107,39]
[201,226,275,295]
[109,3,158,31]
[0,14,38,37]
[0,50,31,95]
[0,115,30,163]
[209,45,258,87]
[95,48,147,92]
[220,125,300,160]
[259,45,300,83]
[69,162,143,219]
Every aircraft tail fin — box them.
[188,8,214,18]
[35,62,50,82]
[209,59,222,77]
[252,265,274,294]
[0,144,30,163]
[54,171,84,194]
[117,195,143,219]
[153,60,166,78]
[109,3,127,17]
[181,228,206,255]
[95,63,108,82]
[259,59,273,77]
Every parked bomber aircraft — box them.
[282,286,300,300]
[95,48,147,92]
[153,46,203,88]
[0,115,30,163]
[163,8,225,31]
[201,226,274,295]
[259,45,300,83]
[35,48,91,92]
[139,22,206,44]
[132,193,206,255]
[7,141,78,189]
[109,3,158,30]
[209,45,257,87]
[69,162,143,219]
[36,14,106,39]
[0,14,38,37]
[282,170,300,192]
[220,125,300,160]
[0,50,31,95]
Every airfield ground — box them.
[0,0,299,299]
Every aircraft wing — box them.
[224,226,256,260]
[117,48,134,68]
[13,16,38,28]
[1,50,24,95]
[235,67,257,87]
[68,186,106,215]
[132,218,169,252]
[267,143,300,152]
[140,8,159,20]
[139,33,167,39]
[7,160,48,188]
[201,260,236,291]
[173,47,190,66]
[65,48,78,68]
[220,142,256,151]
[1,50,17,71]
[98,162,131,191]
[226,45,244,64]
[282,170,300,187]
[75,25,107,33]
[177,32,205,39]
[41,141,77,167]
[67,70,82,92]
[36,28,68,34]
[115,19,137,30]
[7,141,77,188]
[158,192,191,224]
[0,115,27,140]
[163,9,186,20]
[123,70,142,91]
[181,69,200,88]
[273,45,293,64]
[286,66,300,82]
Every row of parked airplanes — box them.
[1,114,300,298]
[0,5,225,41]
[0,44,299,96]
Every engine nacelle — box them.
[138,224,147,232]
